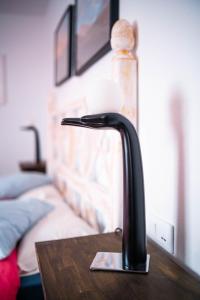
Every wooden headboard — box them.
[47,94,123,232]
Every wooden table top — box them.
[36,232,200,300]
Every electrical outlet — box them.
[155,218,174,254]
[147,215,174,254]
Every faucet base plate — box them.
[90,252,150,273]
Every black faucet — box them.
[61,113,150,273]
[21,125,41,164]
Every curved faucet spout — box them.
[61,113,148,272]
[61,117,82,127]
[62,114,108,129]
[21,125,41,164]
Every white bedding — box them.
[17,184,98,276]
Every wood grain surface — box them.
[19,161,46,173]
[36,232,200,300]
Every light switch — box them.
[155,218,174,254]
[147,215,174,254]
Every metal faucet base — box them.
[90,252,150,274]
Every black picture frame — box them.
[75,0,119,75]
[54,5,74,86]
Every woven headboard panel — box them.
[47,94,123,232]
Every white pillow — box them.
[19,184,63,205]
[17,185,97,275]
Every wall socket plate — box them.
[147,216,174,254]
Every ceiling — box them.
[0,0,49,16]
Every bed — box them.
[0,88,132,300]
[0,83,134,300]
[0,97,123,300]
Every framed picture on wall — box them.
[54,5,74,86]
[75,0,119,75]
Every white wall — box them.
[120,0,200,275]
[0,13,49,175]
[46,0,200,276]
